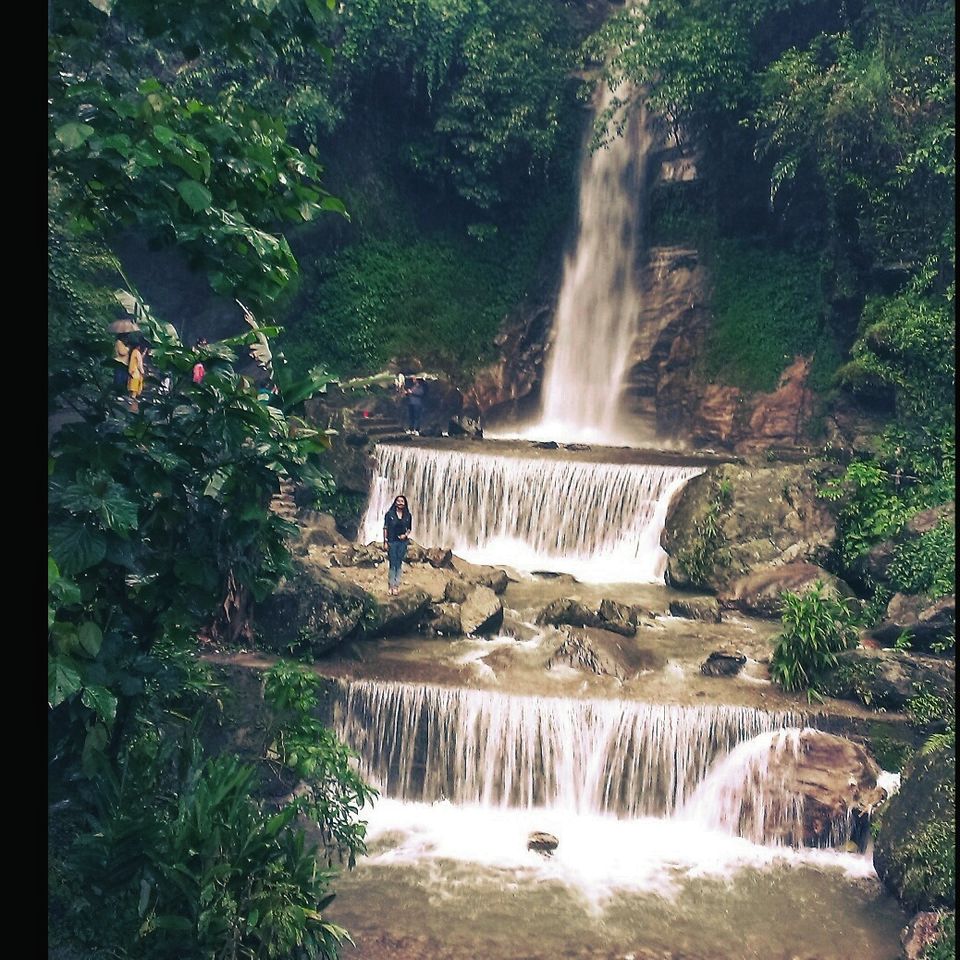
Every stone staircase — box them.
[270,478,298,520]
[354,412,409,440]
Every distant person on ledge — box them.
[405,376,425,435]
[383,495,412,596]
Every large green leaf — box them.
[177,180,213,213]
[48,658,83,707]
[55,122,95,150]
[81,684,118,723]
[49,522,108,575]
[77,621,104,658]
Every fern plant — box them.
[769,582,858,691]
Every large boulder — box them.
[662,462,838,594]
[460,585,504,635]
[669,597,721,622]
[536,598,600,629]
[717,561,854,619]
[874,744,956,911]
[257,563,374,657]
[819,648,955,711]
[871,593,956,652]
[700,650,746,677]
[765,730,887,848]
[369,590,432,636]
[426,602,463,638]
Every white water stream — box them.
[360,444,701,581]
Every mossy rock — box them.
[873,744,956,911]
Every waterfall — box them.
[359,443,701,582]
[331,679,803,822]
[508,80,651,444]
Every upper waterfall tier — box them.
[331,679,803,823]
[515,81,652,445]
[359,442,703,582]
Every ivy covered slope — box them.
[596,0,955,946]
[49,3,376,958]
[176,0,597,380]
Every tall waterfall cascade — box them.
[493,80,651,445]
[360,443,702,582]
[329,679,857,847]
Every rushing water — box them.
[494,80,651,445]
[360,443,701,581]
[326,679,906,959]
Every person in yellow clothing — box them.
[127,340,147,410]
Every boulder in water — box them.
[460,585,503,635]
[527,831,558,855]
[700,650,746,677]
[668,597,721,622]
[447,415,483,438]
[427,602,462,638]
[443,579,472,604]
[370,590,432,637]
[536,598,600,629]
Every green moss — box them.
[899,815,956,909]
[674,481,731,586]
[701,239,841,393]
[869,730,915,773]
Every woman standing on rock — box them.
[383,495,412,595]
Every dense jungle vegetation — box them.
[49,0,953,957]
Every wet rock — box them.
[527,831,558,855]
[818,648,955,711]
[425,546,453,569]
[443,579,472,604]
[565,443,591,451]
[478,568,510,595]
[460,585,503,636]
[870,593,955,651]
[535,440,559,449]
[598,598,633,624]
[718,562,854,619]
[258,562,373,656]
[736,357,815,455]
[370,590,432,637]
[296,511,347,548]
[766,730,887,848]
[669,597,721,622]
[690,384,742,446]
[536,598,600,629]
[547,631,614,677]
[901,912,948,960]
[662,463,838,594]
[427,602,463,638]
[447,415,483,438]
[874,743,955,910]
[700,650,746,677]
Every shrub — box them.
[769,582,858,691]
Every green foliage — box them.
[263,662,377,867]
[49,0,343,316]
[920,913,955,960]
[54,735,351,960]
[336,0,579,210]
[888,520,955,599]
[769,582,858,691]
[287,213,558,377]
[674,482,730,585]
[701,239,839,392]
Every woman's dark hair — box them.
[391,495,408,512]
